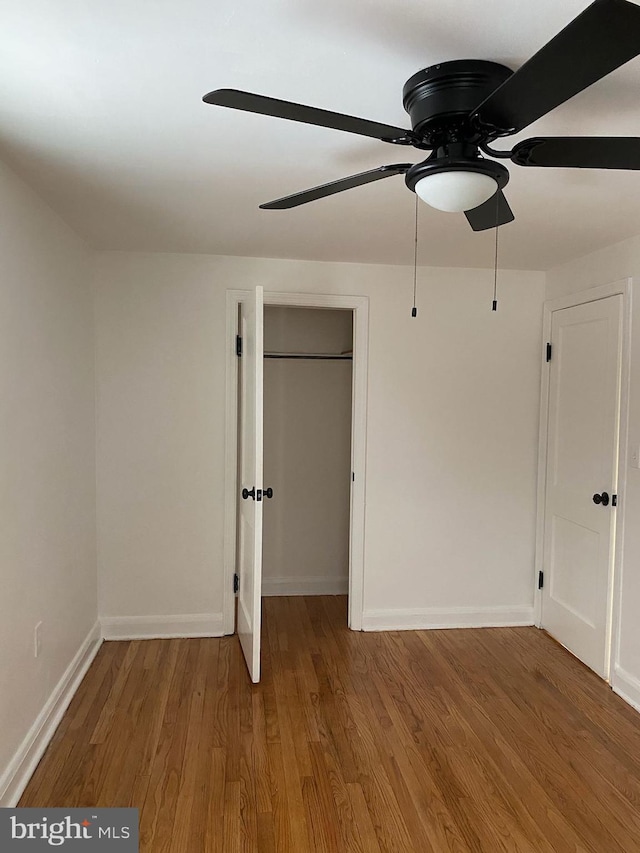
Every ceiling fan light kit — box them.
[407,154,509,213]
[204,0,640,231]
[414,169,498,213]
[413,170,497,213]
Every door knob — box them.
[242,487,255,500]
[264,487,274,499]
[592,491,610,506]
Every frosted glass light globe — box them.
[414,170,498,213]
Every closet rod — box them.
[264,353,352,360]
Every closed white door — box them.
[237,286,264,683]
[542,295,622,678]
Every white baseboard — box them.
[100,612,224,640]
[361,605,535,632]
[612,665,640,714]
[0,621,102,808]
[261,576,349,597]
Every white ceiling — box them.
[3,0,640,270]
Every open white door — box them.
[542,295,622,678]
[237,286,264,683]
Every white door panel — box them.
[237,286,263,683]
[542,295,622,678]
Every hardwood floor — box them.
[20,595,640,852]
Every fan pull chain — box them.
[492,192,499,312]
[411,193,419,317]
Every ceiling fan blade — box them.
[511,136,640,168]
[472,0,640,135]
[464,190,515,232]
[203,89,417,144]
[259,164,412,209]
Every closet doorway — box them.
[263,305,353,599]
[223,290,369,683]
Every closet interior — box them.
[262,305,353,603]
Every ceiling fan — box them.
[204,0,640,231]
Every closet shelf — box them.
[264,352,352,360]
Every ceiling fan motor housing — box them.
[402,60,513,145]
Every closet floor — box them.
[20,595,640,852]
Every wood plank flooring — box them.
[20,596,640,852]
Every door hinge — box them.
[236,335,242,357]
[233,573,239,594]
[612,494,618,507]
[352,472,355,482]
[538,570,544,590]
[546,342,552,362]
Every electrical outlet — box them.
[34,622,42,658]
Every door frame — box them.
[223,289,369,635]
[534,278,632,681]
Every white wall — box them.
[95,251,545,630]
[264,305,353,355]
[262,306,352,596]
[0,161,97,803]
[547,234,640,710]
